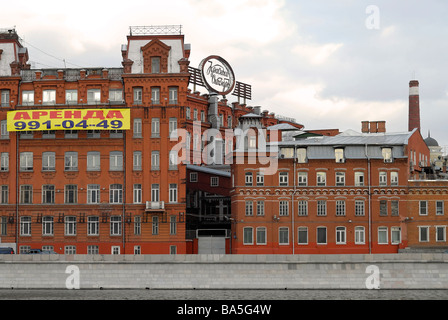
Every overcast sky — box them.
[4,0,448,150]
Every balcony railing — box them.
[145,201,165,211]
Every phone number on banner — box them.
[13,119,124,131]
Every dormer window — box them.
[335,148,345,163]
[382,147,393,163]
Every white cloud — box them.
[292,42,344,65]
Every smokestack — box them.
[408,80,420,132]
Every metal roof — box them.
[186,164,231,177]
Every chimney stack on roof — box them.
[408,80,421,132]
[361,121,386,133]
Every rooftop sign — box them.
[199,55,235,96]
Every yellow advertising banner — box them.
[7,109,130,131]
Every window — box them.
[278,227,289,245]
[151,57,161,73]
[110,216,122,236]
[20,152,33,171]
[151,151,160,170]
[65,246,76,254]
[243,227,253,245]
[20,185,33,204]
[66,90,78,104]
[22,90,34,106]
[42,185,55,204]
[151,118,160,137]
[391,227,401,244]
[65,216,77,236]
[65,185,77,204]
[298,227,308,244]
[151,87,160,104]
[336,226,346,244]
[317,200,327,216]
[298,172,307,186]
[256,227,266,245]
[390,172,398,186]
[391,200,399,216]
[88,245,99,254]
[0,152,8,171]
[109,184,123,204]
[317,172,326,186]
[355,172,364,186]
[279,201,289,216]
[297,148,307,163]
[152,216,159,235]
[419,201,428,215]
[0,185,8,204]
[245,201,253,216]
[1,89,10,107]
[378,227,388,244]
[169,150,178,170]
[170,246,177,255]
[64,152,78,171]
[256,201,265,216]
[211,177,219,187]
[110,151,123,171]
[151,184,159,202]
[245,172,253,186]
[133,151,142,171]
[42,89,56,105]
[186,107,191,120]
[193,109,198,121]
[87,151,100,171]
[133,87,142,104]
[317,227,327,244]
[170,216,177,235]
[380,200,387,216]
[419,226,429,242]
[0,216,6,235]
[436,226,446,242]
[436,201,444,215]
[87,184,100,204]
[0,120,8,139]
[190,172,198,182]
[355,226,365,244]
[87,89,101,104]
[42,152,55,171]
[256,172,264,186]
[133,184,142,204]
[88,216,99,236]
[279,172,288,186]
[134,216,141,236]
[109,89,122,102]
[42,216,54,236]
[379,171,387,186]
[169,184,177,203]
[335,172,345,186]
[42,130,55,139]
[169,118,177,137]
[355,200,365,216]
[336,200,345,216]
[20,131,33,139]
[298,200,308,216]
[169,87,178,104]
[20,216,31,236]
[227,115,232,128]
[87,130,100,138]
[335,148,344,163]
[133,118,142,138]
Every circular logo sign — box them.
[199,55,236,96]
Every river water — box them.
[0,289,447,300]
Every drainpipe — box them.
[365,144,372,254]
[291,146,296,255]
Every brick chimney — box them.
[408,80,420,132]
